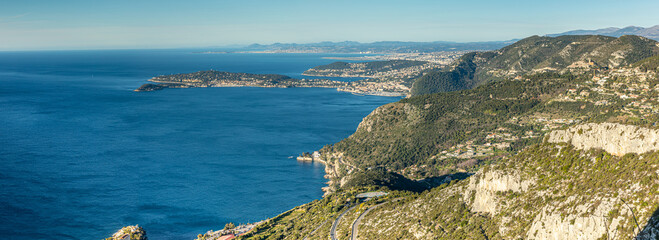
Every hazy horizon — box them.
[1,0,658,51]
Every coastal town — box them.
[135,51,470,97]
[322,51,469,64]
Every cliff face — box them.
[467,170,533,214]
[547,123,659,156]
[463,168,631,240]
[350,123,659,239]
[320,102,419,194]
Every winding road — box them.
[330,204,356,240]
[328,198,403,240]
[350,202,385,240]
[351,198,403,240]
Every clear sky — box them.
[1,0,658,50]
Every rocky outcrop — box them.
[320,151,356,195]
[105,225,147,240]
[526,199,622,240]
[547,123,659,156]
[467,169,533,214]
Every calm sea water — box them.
[0,50,397,240]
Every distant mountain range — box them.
[548,25,659,40]
[241,40,516,53]
[231,26,659,54]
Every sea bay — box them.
[0,50,398,239]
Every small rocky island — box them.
[134,70,345,92]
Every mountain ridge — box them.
[548,25,659,40]
[410,34,659,96]
[241,40,516,53]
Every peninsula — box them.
[134,70,345,92]
[134,70,414,96]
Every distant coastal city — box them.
[136,51,468,97]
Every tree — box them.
[224,222,236,230]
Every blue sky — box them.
[1,0,658,50]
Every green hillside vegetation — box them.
[410,52,478,95]
[238,143,658,240]
[311,61,352,70]
[634,55,659,71]
[326,73,608,181]
[322,58,659,192]
[353,144,659,239]
[238,188,415,240]
[184,35,659,240]
[341,168,427,192]
[410,35,659,96]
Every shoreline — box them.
[135,79,407,97]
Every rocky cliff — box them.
[467,169,533,214]
[547,123,659,156]
[327,124,659,239]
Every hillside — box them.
[323,50,659,193]
[237,138,659,240]
[410,35,659,96]
[114,36,659,239]
[302,60,430,79]
[234,58,659,239]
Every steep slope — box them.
[355,134,659,239]
[237,124,659,240]
[322,50,659,193]
[221,37,659,240]
[302,60,429,78]
[323,74,591,193]
[410,35,659,96]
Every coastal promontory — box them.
[134,70,346,92]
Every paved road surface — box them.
[351,198,403,240]
[330,204,356,240]
[350,203,385,240]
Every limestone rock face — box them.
[525,199,622,240]
[547,123,659,156]
[467,169,532,214]
[105,225,147,240]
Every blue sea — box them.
[0,50,398,240]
